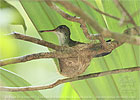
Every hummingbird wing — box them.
[68,39,84,47]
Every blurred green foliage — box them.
[0,0,140,99]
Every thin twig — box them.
[54,1,140,45]
[0,37,122,67]
[82,0,136,26]
[123,26,140,36]
[120,9,140,26]
[0,52,66,66]
[0,66,139,92]
[0,50,84,67]
[102,29,140,45]
[7,32,63,50]
[55,1,103,33]
[47,1,109,49]
[46,1,92,40]
[114,0,137,27]
[81,0,120,21]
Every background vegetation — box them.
[0,0,140,99]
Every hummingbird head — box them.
[55,25,70,34]
[39,25,71,46]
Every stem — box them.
[54,1,140,45]
[0,51,78,67]
[7,32,63,50]
[0,66,139,92]
[114,0,137,27]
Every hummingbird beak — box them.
[39,29,56,33]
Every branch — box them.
[123,26,140,36]
[46,1,109,49]
[0,39,122,67]
[0,51,79,67]
[7,32,63,50]
[55,1,103,33]
[82,0,139,26]
[114,0,137,26]
[103,30,140,45]
[81,0,120,21]
[46,1,92,40]
[54,1,140,45]
[0,66,139,92]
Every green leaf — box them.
[60,83,80,100]
[0,67,46,99]
[0,0,27,31]
[9,0,140,99]
[0,35,17,59]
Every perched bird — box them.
[39,25,111,77]
[39,25,111,57]
[39,25,82,47]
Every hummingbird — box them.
[39,25,112,77]
[39,25,82,47]
[39,25,86,77]
[39,25,111,57]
